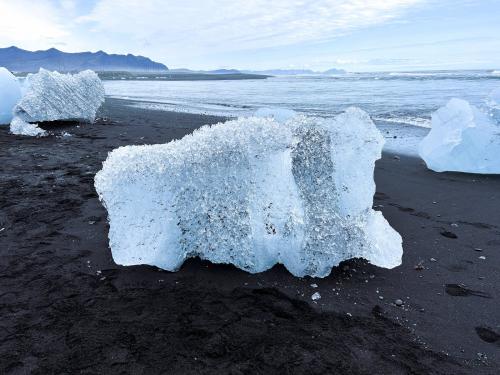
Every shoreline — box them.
[105,96,430,157]
[1,98,499,373]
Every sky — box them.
[0,0,499,71]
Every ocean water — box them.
[104,70,500,155]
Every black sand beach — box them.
[1,98,499,374]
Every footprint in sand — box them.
[374,192,389,201]
[389,203,415,212]
[445,284,491,298]
[475,327,500,344]
[412,211,431,219]
[440,230,458,239]
[458,221,496,230]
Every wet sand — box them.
[1,98,499,374]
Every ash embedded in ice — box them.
[0,67,22,124]
[95,109,402,278]
[13,68,105,124]
[419,98,500,174]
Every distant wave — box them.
[121,97,434,129]
[386,71,496,79]
[388,72,440,77]
[373,116,431,128]
[387,72,460,78]
[123,99,247,117]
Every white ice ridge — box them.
[9,69,105,136]
[0,67,22,124]
[10,117,46,137]
[489,89,500,110]
[95,109,402,278]
[254,107,298,122]
[419,98,500,174]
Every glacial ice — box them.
[489,89,500,123]
[10,117,46,137]
[95,109,402,278]
[254,107,297,122]
[13,68,105,123]
[419,99,500,174]
[0,67,22,124]
[489,89,500,109]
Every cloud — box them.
[2,0,496,71]
[0,1,69,48]
[0,0,429,66]
[79,0,426,55]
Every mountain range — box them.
[0,46,168,72]
[0,46,346,76]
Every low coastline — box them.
[1,98,499,373]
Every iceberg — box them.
[0,67,22,124]
[95,109,402,278]
[12,68,105,123]
[419,99,500,174]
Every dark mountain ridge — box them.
[0,46,168,72]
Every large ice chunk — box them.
[13,68,105,123]
[95,109,402,278]
[419,99,500,174]
[0,67,22,124]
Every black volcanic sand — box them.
[1,98,499,374]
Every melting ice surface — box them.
[10,117,46,137]
[13,69,105,123]
[254,107,297,122]
[95,108,402,278]
[419,98,500,174]
[8,69,105,136]
[0,68,21,124]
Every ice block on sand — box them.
[95,109,402,277]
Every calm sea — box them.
[104,70,500,155]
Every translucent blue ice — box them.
[419,99,500,174]
[13,69,105,123]
[0,67,21,124]
[95,109,402,277]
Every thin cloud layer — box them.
[0,0,424,53]
[0,1,68,47]
[0,0,498,70]
[80,0,425,51]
